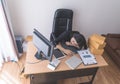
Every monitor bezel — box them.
[33,29,54,61]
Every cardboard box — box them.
[89,45,104,55]
[25,35,33,42]
[88,39,106,49]
[89,34,106,45]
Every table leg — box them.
[79,68,98,84]
[89,68,98,84]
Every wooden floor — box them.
[0,52,120,84]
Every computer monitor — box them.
[33,29,54,61]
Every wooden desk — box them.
[24,42,108,84]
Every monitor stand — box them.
[35,51,46,60]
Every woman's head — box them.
[70,37,79,48]
[70,32,87,49]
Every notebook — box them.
[53,49,65,59]
[65,56,82,69]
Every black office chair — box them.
[50,9,73,45]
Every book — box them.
[65,56,82,69]
[53,49,65,59]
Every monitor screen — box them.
[33,29,54,61]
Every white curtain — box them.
[0,0,18,69]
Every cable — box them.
[13,61,25,75]
[26,60,42,64]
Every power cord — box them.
[26,60,42,64]
[13,61,24,74]
[12,61,26,82]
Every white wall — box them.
[6,0,120,39]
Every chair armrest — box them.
[50,33,57,46]
[50,31,70,46]
[107,33,120,38]
[51,33,56,41]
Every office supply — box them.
[65,56,82,69]
[53,49,65,59]
[78,50,97,65]
[33,29,54,61]
[47,59,60,70]
[24,42,108,84]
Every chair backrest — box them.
[52,9,73,38]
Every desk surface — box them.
[24,42,108,75]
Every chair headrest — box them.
[54,9,73,19]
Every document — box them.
[78,50,97,65]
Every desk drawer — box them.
[30,67,98,84]
[30,74,57,84]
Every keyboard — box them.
[65,56,82,69]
